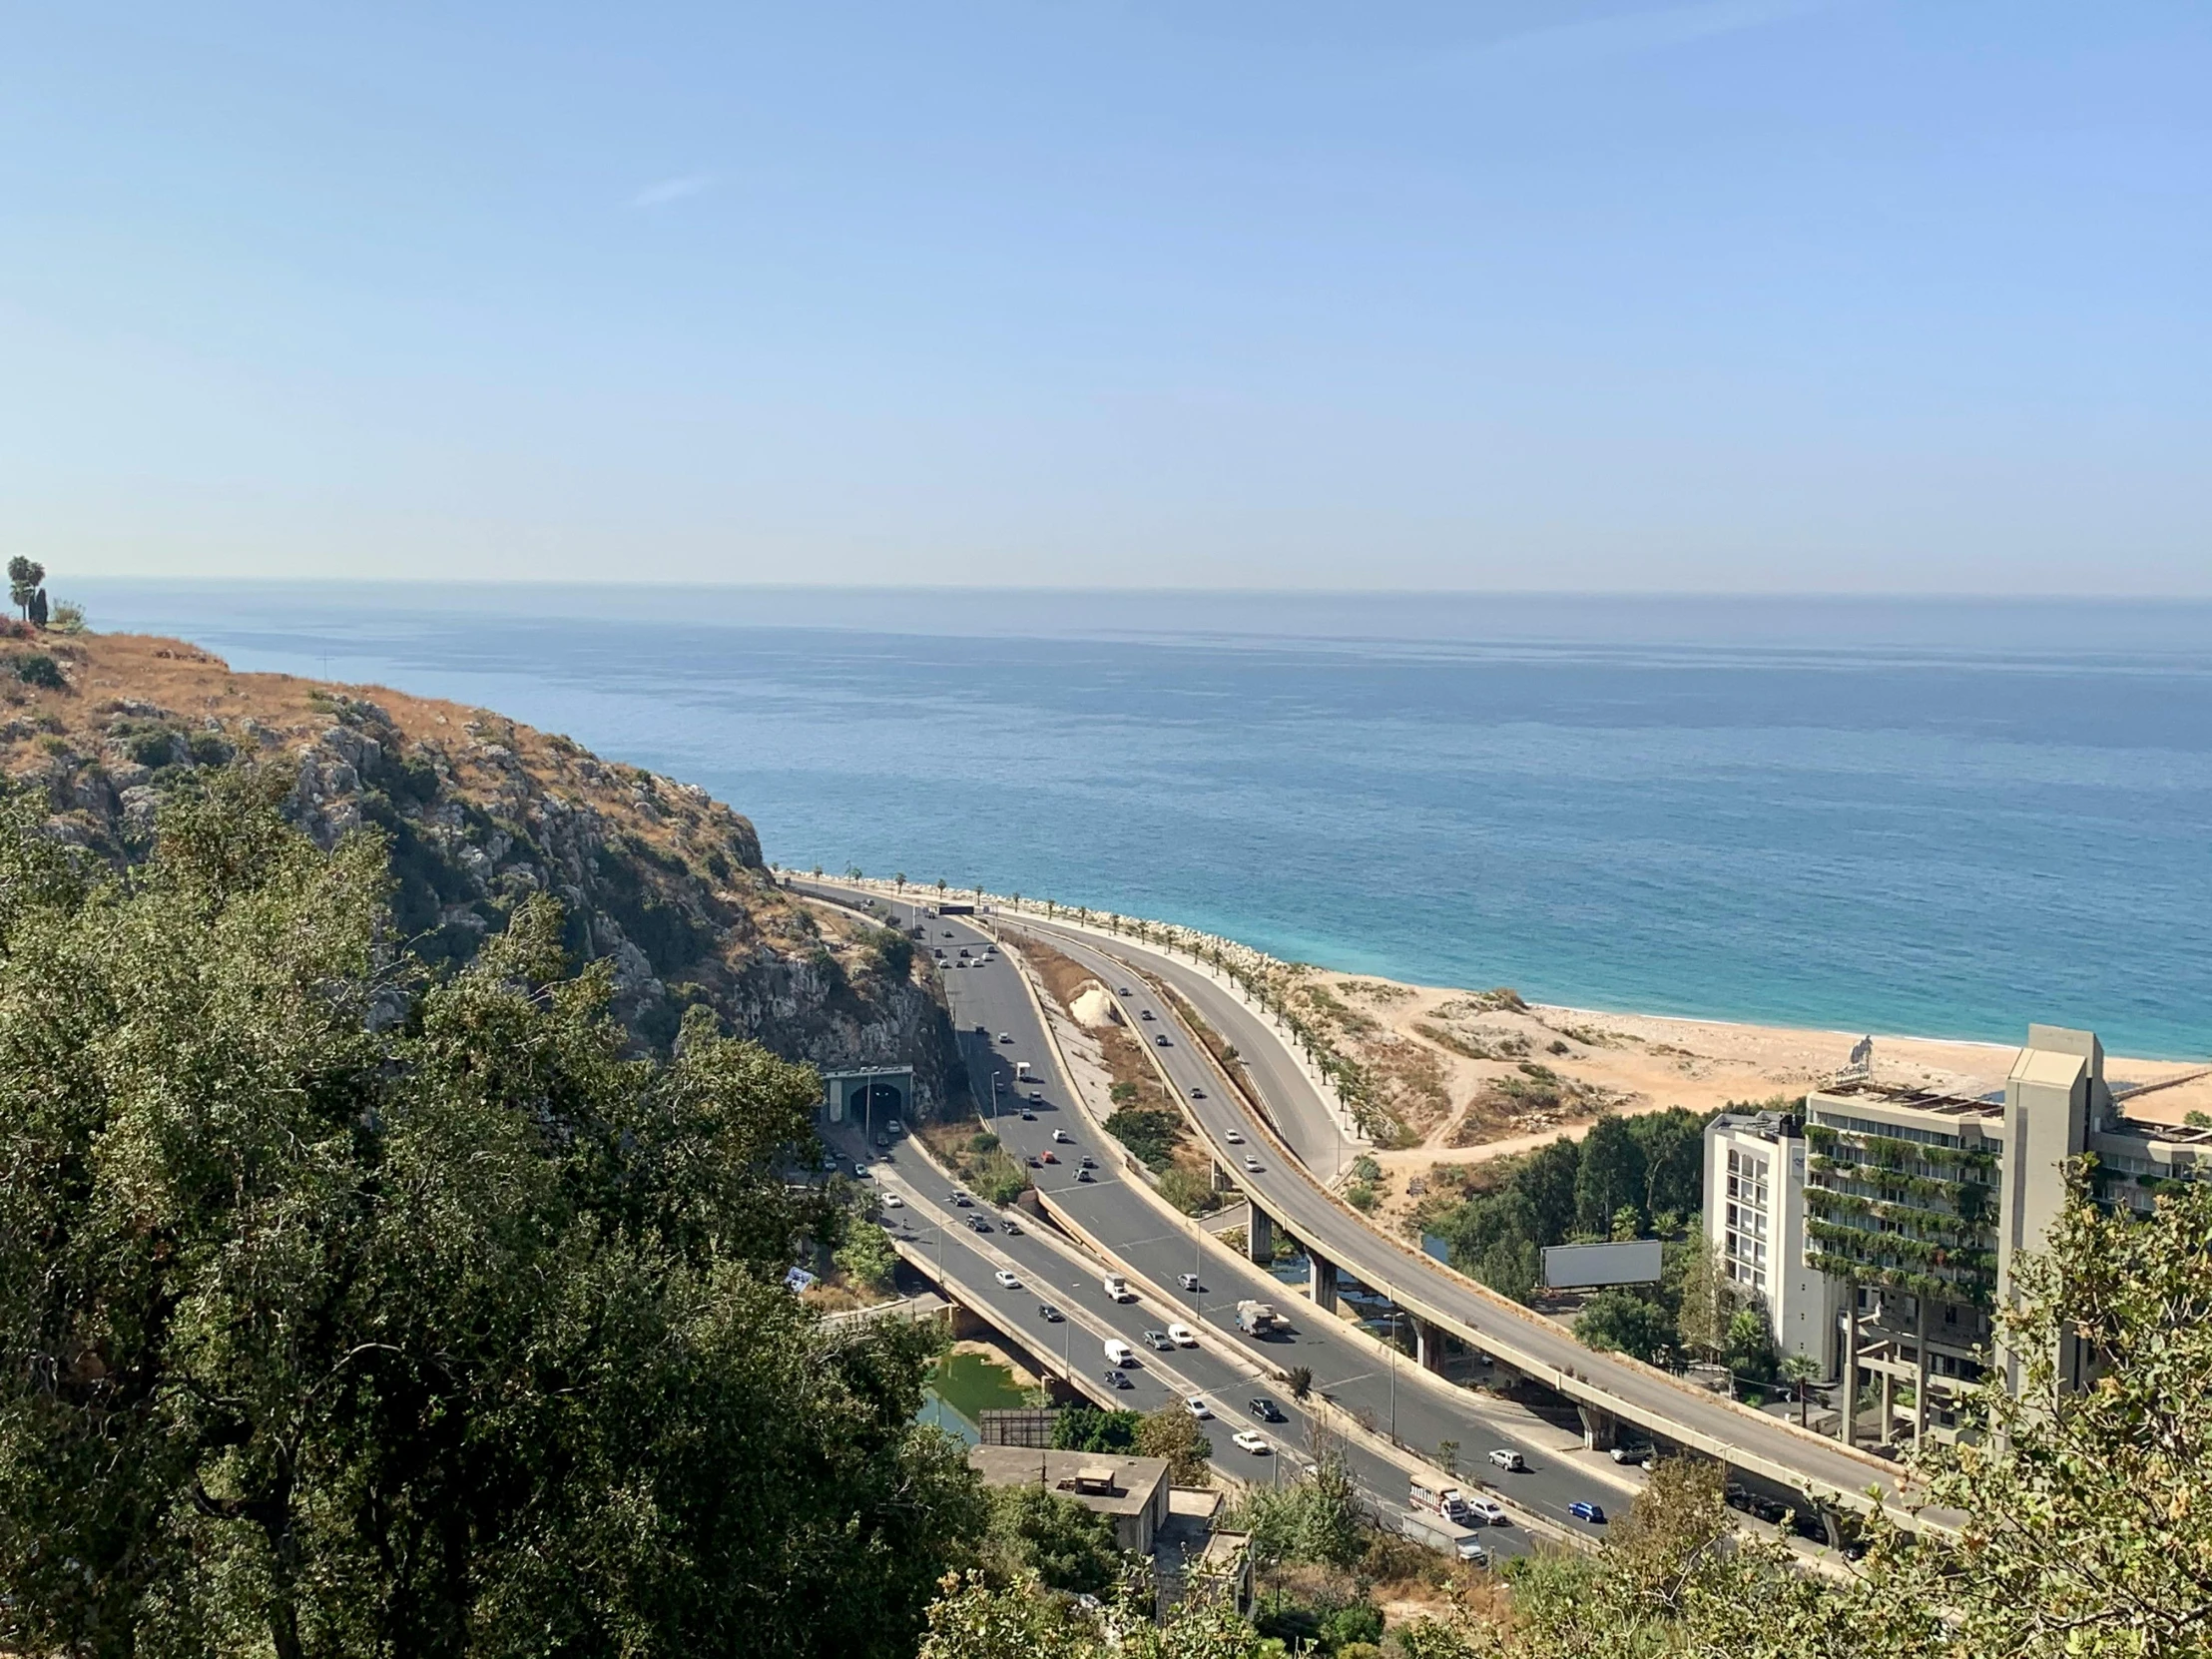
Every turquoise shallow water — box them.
[72,583,2212,1059]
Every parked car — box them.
[1609,1442,1655,1466]
[1231,1431,1271,1454]
[874,1134,889,1149]
[993,1270,1020,1289]
[1184,1395,1213,1419]
[1488,1448,1526,1472]
[1248,1397,1285,1422]
[887,1118,903,1135]
[1569,1501,1607,1524]
[850,1163,871,1179]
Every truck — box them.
[1235,1300,1285,1336]
[1409,1481,1481,1526]
[1015,1061,1032,1081]
[1399,1511,1489,1565]
[1102,1275,1134,1303]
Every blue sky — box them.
[4,2,2207,591]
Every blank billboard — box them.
[1541,1239,1663,1290]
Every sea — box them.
[69,582,2212,1061]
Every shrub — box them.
[1103,1106,1183,1172]
[12,653,64,690]
[1157,1167,1220,1215]
[1346,1183,1377,1213]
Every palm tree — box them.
[894,873,906,890]
[936,877,948,894]
[1780,1352,1822,1428]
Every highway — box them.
[800,882,1653,1549]
[995,912,1916,1523]
[830,1120,1553,1559]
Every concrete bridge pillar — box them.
[1413,1319,1445,1372]
[1576,1401,1620,1452]
[1308,1254,1339,1315]
[1246,1206,1275,1266]
[1842,1292,1861,1447]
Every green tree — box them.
[1623,1107,1707,1221]
[1475,1234,1542,1305]
[7,555,44,620]
[982,1486,1123,1596]
[1135,1405,1213,1484]
[835,1218,900,1293]
[0,772,986,1659]
[1573,1114,1647,1240]
[1779,1351,1822,1427]
[1511,1135,1582,1244]
[1053,1407,1142,1454]
[1725,1308,1780,1387]
[1576,1289,1675,1365]
[1668,1229,1725,1361]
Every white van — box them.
[1103,1339,1135,1368]
[1103,1275,1133,1302]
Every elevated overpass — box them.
[999,911,1933,1531]
[795,878,1928,1543]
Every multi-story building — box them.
[1703,1109,1838,1371]
[1706,1024,2208,1452]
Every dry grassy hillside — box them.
[0,628,955,1099]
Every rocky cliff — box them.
[0,629,956,1110]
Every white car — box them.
[1225,1129,1245,1145]
[1166,1323,1198,1347]
[1242,1155,1262,1173]
[993,1270,1021,1290]
[1231,1430,1271,1455]
[1053,1128,1073,1143]
[1184,1395,1213,1419]
[1461,1496,1507,1525]
[882,1193,904,1209]
[1488,1447,1526,1472]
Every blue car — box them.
[1569,1500,1607,1524]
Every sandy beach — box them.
[1292,970,2211,1216]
